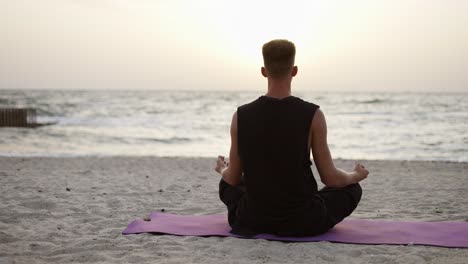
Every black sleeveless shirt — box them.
[236,95,325,236]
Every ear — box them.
[291,66,298,77]
[261,67,268,77]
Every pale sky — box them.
[1,0,467,92]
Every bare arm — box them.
[215,111,243,186]
[310,109,369,188]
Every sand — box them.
[0,156,467,263]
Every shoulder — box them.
[230,111,238,130]
[311,108,326,131]
[293,97,320,121]
[296,97,320,110]
[237,97,263,114]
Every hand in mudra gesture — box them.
[353,162,369,182]
[215,155,229,174]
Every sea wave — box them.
[0,90,467,161]
[347,98,389,104]
[140,137,195,144]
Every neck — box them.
[265,78,292,99]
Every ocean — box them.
[1,90,467,162]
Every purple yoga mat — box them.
[123,212,468,248]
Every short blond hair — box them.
[262,39,296,79]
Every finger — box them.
[354,163,360,171]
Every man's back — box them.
[235,95,324,236]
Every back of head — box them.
[262,39,296,79]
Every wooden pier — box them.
[0,108,55,128]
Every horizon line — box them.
[1,88,467,94]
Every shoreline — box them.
[0,154,467,163]
[1,156,467,263]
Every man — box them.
[215,39,369,236]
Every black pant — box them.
[219,179,362,236]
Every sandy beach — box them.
[0,156,467,263]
